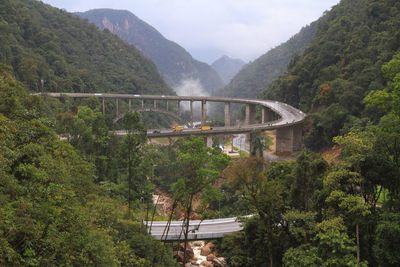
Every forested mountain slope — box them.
[214,21,318,98]
[0,64,178,266]
[0,0,173,95]
[261,0,400,150]
[77,9,224,94]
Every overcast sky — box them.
[42,0,340,64]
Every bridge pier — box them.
[245,104,256,125]
[128,99,131,112]
[203,136,213,147]
[262,107,274,123]
[202,100,207,126]
[275,125,302,153]
[153,100,157,109]
[166,100,169,111]
[141,99,144,109]
[102,98,105,115]
[177,101,181,115]
[224,102,231,127]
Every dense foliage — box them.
[218,50,400,266]
[0,65,179,266]
[77,9,224,93]
[214,21,318,98]
[0,0,173,95]
[261,0,400,150]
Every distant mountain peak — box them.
[211,56,246,84]
[213,21,318,98]
[77,9,224,94]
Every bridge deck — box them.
[146,217,244,241]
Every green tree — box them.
[224,157,285,266]
[250,129,272,157]
[120,112,147,217]
[290,150,328,212]
[171,136,230,263]
[327,191,371,267]
[373,212,400,267]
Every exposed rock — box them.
[200,242,215,256]
[177,242,194,260]
[200,261,213,267]
[193,241,203,247]
[213,257,227,267]
[206,253,216,261]
[180,242,193,251]
[173,251,184,263]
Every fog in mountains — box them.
[77,9,224,95]
[211,55,246,84]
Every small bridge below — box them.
[146,217,244,241]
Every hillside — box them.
[0,63,178,266]
[261,0,400,150]
[214,21,318,98]
[211,55,245,84]
[0,0,173,95]
[77,9,224,94]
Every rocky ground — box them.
[173,241,227,267]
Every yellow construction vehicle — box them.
[173,126,185,131]
[197,125,212,130]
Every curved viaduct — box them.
[41,93,306,153]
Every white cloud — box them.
[42,0,339,63]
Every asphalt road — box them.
[146,217,245,241]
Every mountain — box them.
[77,9,224,94]
[213,21,318,98]
[261,0,400,150]
[211,55,245,84]
[0,0,173,95]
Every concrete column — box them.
[272,112,279,121]
[262,108,274,122]
[177,101,181,115]
[276,125,302,153]
[166,100,169,111]
[203,136,213,147]
[245,104,256,125]
[102,98,105,115]
[202,100,207,125]
[266,109,274,122]
[276,127,293,153]
[153,100,157,109]
[116,98,119,117]
[141,99,144,109]
[224,102,231,127]
[128,99,131,112]
[292,124,303,151]
[190,101,193,126]
[261,107,274,123]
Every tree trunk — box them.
[356,223,360,267]
[128,156,132,218]
[145,200,149,228]
[183,194,194,264]
[149,195,160,234]
[161,200,177,241]
[269,245,273,267]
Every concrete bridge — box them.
[40,93,306,153]
[146,217,245,241]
